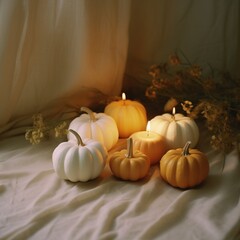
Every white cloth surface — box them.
[0,131,240,240]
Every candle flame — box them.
[122,92,126,100]
[146,121,151,131]
[172,107,176,115]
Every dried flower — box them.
[145,52,240,153]
[188,65,202,78]
[169,54,181,65]
[55,121,68,138]
[25,113,69,144]
[181,101,193,114]
[145,86,157,99]
[25,113,49,144]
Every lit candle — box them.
[122,92,126,101]
[146,121,151,136]
[172,107,176,119]
[104,93,147,138]
[130,121,168,165]
[149,108,199,149]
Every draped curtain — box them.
[0,0,239,135]
[126,0,240,79]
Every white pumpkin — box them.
[68,107,119,151]
[53,130,108,182]
[150,113,199,149]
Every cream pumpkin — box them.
[104,93,147,138]
[150,112,199,149]
[109,138,150,181]
[68,107,118,151]
[160,141,209,189]
[53,130,108,182]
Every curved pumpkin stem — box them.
[126,138,134,158]
[68,129,85,146]
[182,141,191,156]
[81,107,96,122]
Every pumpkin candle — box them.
[104,93,147,138]
[149,108,199,149]
[130,121,168,165]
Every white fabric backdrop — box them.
[0,0,239,133]
[126,0,240,80]
[0,0,130,129]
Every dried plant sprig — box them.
[181,101,194,114]
[54,121,68,138]
[25,114,50,144]
[146,52,240,153]
[25,113,69,144]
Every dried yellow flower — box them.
[188,65,202,78]
[181,100,193,114]
[55,121,68,138]
[25,129,45,145]
[146,53,240,153]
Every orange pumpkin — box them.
[160,141,209,189]
[104,93,147,138]
[109,138,150,181]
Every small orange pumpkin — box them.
[160,141,209,189]
[109,138,150,181]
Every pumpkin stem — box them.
[126,138,134,158]
[182,141,191,156]
[81,107,96,122]
[68,129,85,146]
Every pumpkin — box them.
[67,107,118,151]
[109,138,150,181]
[130,128,168,165]
[52,129,108,182]
[160,141,209,189]
[150,111,199,149]
[104,93,147,138]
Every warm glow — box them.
[122,92,126,100]
[172,107,176,115]
[146,121,151,131]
